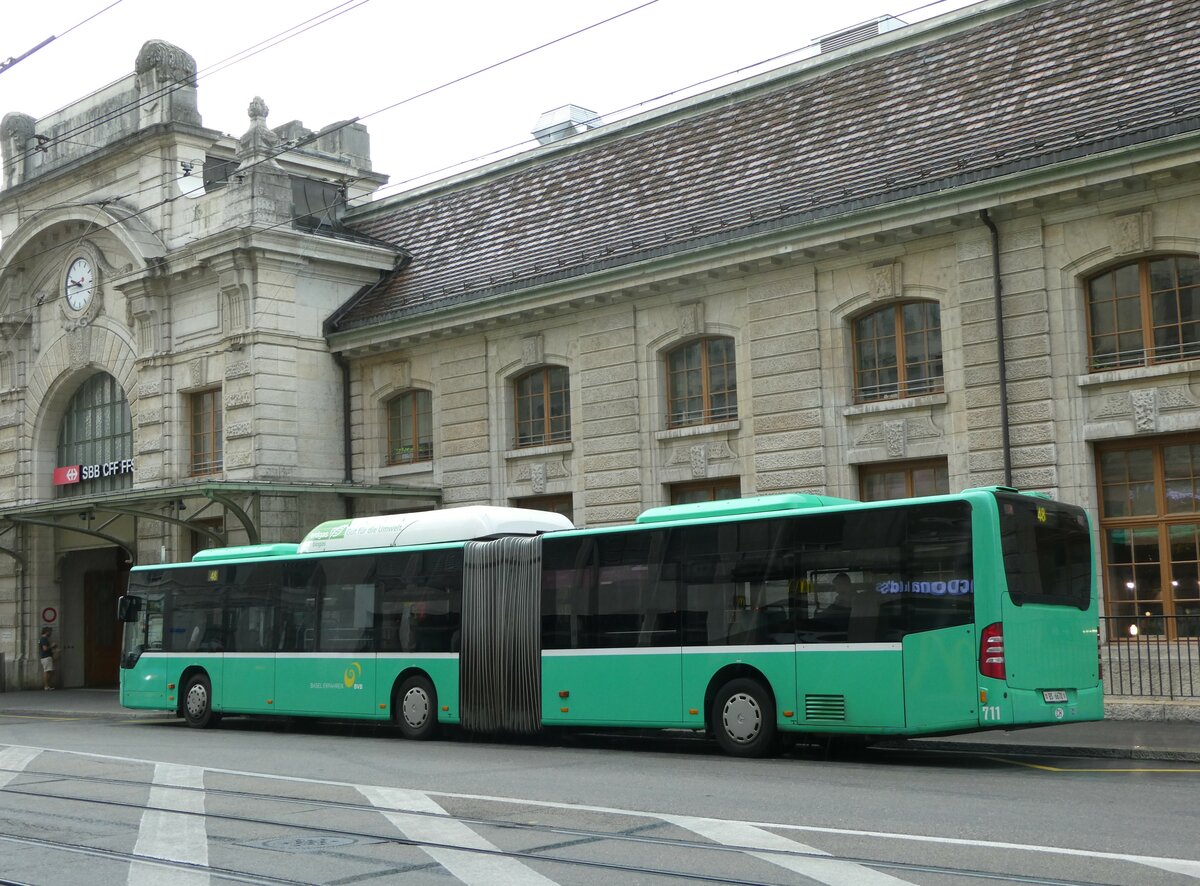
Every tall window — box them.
[1087,255,1200,371]
[1097,437,1200,639]
[56,372,133,498]
[514,366,570,447]
[666,336,737,428]
[387,390,432,465]
[670,479,740,505]
[859,459,949,501]
[853,302,943,403]
[190,389,223,476]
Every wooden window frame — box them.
[189,388,223,477]
[1086,255,1200,372]
[852,301,943,404]
[512,494,573,520]
[669,478,741,505]
[666,336,738,429]
[1096,435,1200,640]
[513,366,571,448]
[387,390,433,465]
[858,458,949,502]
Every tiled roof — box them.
[332,0,1200,333]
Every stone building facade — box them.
[0,41,434,689]
[328,0,1200,643]
[2,0,1199,689]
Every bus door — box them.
[540,530,684,727]
[276,559,377,717]
[220,582,277,715]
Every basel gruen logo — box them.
[344,661,363,689]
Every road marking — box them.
[129,762,209,886]
[662,813,917,885]
[361,785,558,886]
[0,746,41,788]
[8,743,1198,882]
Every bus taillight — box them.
[979,622,1006,679]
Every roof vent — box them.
[819,15,905,53]
[531,104,600,145]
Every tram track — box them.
[0,764,1136,886]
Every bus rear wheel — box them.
[182,673,220,729]
[712,678,777,757]
[395,675,438,740]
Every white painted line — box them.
[11,743,1199,882]
[0,746,41,788]
[360,785,558,886]
[129,762,209,886]
[662,813,917,886]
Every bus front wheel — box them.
[395,675,438,740]
[712,678,777,758]
[182,674,220,729]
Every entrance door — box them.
[84,570,126,686]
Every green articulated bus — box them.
[118,487,1103,757]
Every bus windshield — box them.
[997,493,1092,610]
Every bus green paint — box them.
[119,488,1104,752]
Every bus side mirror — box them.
[117,595,142,622]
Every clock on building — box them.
[64,256,95,311]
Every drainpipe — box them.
[979,209,1013,488]
[333,351,354,518]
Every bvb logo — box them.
[343,661,362,688]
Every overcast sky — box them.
[1,0,979,200]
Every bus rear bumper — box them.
[1005,685,1105,725]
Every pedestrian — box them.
[38,626,56,690]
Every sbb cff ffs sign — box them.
[53,458,134,486]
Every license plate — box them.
[1042,690,1068,703]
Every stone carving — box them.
[1109,210,1153,256]
[521,336,544,367]
[1,112,34,189]
[226,421,253,439]
[1131,389,1157,433]
[189,358,206,388]
[225,360,251,380]
[884,420,906,456]
[68,326,90,367]
[677,302,704,337]
[690,444,708,477]
[1090,393,1131,419]
[868,262,901,302]
[134,40,200,127]
[531,462,546,493]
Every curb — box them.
[899,739,1200,764]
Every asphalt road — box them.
[1,711,1199,885]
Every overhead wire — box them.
[1,0,1039,305]
[0,1,123,77]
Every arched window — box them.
[1087,255,1200,371]
[387,390,432,464]
[56,372,133,498]
[666,336,737,428]
[513,366,570,448]
[853,301,942,403]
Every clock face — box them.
[64,257,95,311]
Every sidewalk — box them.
[2,689,1197,762]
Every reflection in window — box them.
[853,302,943,403]
[387,390,433,465]
[1087,255,1200,370]
[859,459,949,501]
[666,337,737,427]
[514,366,570,447]
[1097,437,1200,639]
[190,388,223,476]
[670,479,740,505]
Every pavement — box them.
[1,688,1198,763]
